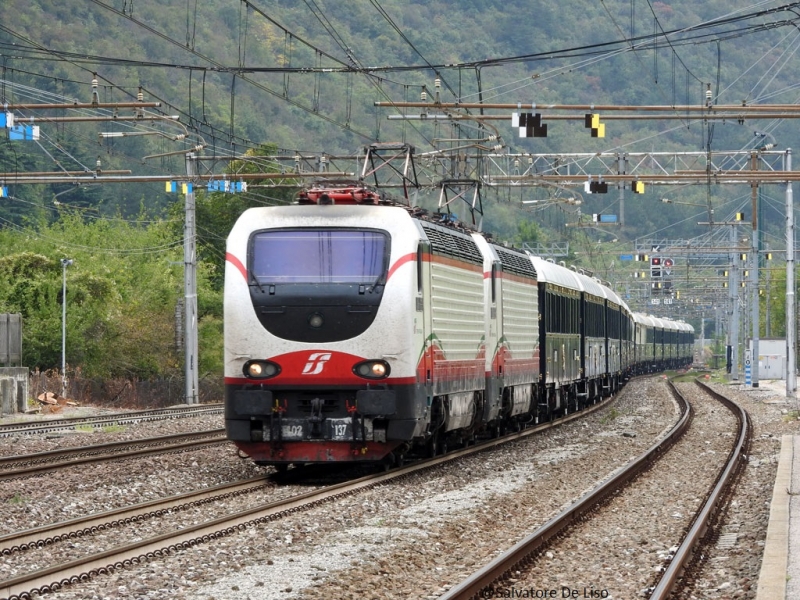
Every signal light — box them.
[632,181,645,194]
[735,212,744,221]
[585,113,605,138]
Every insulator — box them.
[487,134,497,141]
[421,89,427,102]
[92,75,98,90]
[493,144,503,152]
[434,77,441,89]
[514,159,520,169]
[137,87,144,102]
[175,134,186,141]
[96,158,102,169]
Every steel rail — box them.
[0,393,617,600]
[0,430,226,481]
[0,405,223,437]
[0,477,270,555]
[648,379,751,599]
[440,377,692,600]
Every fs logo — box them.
[301,352,332,375]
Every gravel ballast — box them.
[0,376,796,600]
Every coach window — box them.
[491,262,498,304]
[416,243,423,292]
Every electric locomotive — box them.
[223,182,693,468]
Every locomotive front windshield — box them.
[250,229,389,284]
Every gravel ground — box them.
[0,410,268,539]
[4,376,680,600]
[502,380,738,600]
[1,377,795,600]
[674,380,800,600]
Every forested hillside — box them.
[0,0,797,376]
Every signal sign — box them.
[584,113,605,138]
[512,112,547,138]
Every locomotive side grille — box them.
[501,279,538,355]
[495,246,537,278]
[420,222,483,265]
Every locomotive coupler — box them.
[270,398,287,445]
[308,397,325,437]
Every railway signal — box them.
[650,256,662,278]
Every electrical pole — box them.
[730,224,739,380]
[184,153,199,405]
[61,258,73,398]
[787,149,796,397]
[751,151,760,387]
[617,153,626,227]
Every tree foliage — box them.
[0,214,222,378]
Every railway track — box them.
[0,429,226,481]
[439,377,750,600]
[0,404,223,438]
[0,392,618,600]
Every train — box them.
[223,182,694,468]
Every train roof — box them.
[632,312,655,326]
[529,257,581,290]
[572,270,605,297]
[530,257,633,313]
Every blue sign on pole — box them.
[599,214,618,223]
[745,350,752,386]
[619,254,634,261]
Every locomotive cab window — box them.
[250,229,389,284]
[247,228,390,343]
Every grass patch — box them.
[100,424,127,434]
[74,423,127,434]
[7,493,26,505]
[600,407,620,425]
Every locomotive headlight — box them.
[308,313,324,328]
[353,360,390,379]
[243,360,280,379]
